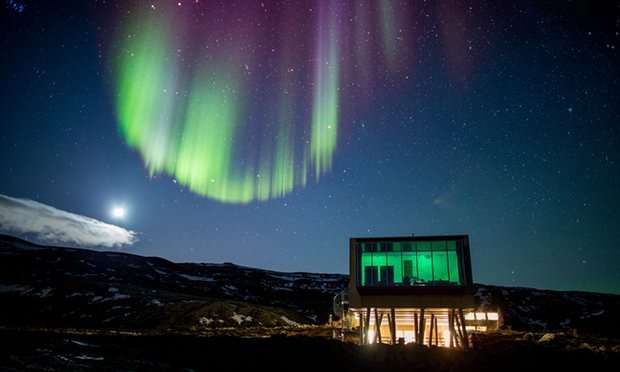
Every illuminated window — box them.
[464,312,499,321]
[357,239,467,287]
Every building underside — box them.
[348,307,498,347]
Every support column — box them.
[458,308,469,349]
[358,313,364,345]
[373,309,383,344]
[413,312,418,344]
[448,309,455,348]
[386,312,391,343]
[418,309,426,345]
[390,308,396,345]
[434,316,439,346]
[386,312,393,345]
[428,313,435,346]
[365,308,371,345]
[454,309,464,347]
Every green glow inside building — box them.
[346,235,496,347]
[357,239,467,288]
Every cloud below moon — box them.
[0,194,137,248]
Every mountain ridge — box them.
[1,234,619,337]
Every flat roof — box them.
[350,235,469,242]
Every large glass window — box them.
[357,239,466,287]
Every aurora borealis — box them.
[114,2,368,202]
[1,1,619,295]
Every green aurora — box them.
[113,10,341,203]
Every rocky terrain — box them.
[0,234,347,331]
[1,234,619,370]
[1,328,619,371]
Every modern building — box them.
[346,235,497,347]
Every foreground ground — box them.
[1,327,619,371]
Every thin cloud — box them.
[0,194,137,248]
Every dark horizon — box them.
[2,232,619,297]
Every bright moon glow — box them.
[111,206,126,219]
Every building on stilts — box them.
[341,235,498,347]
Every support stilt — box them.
[458,308,469,349]
[454,309,465,348]
[413,313,418,344]
[419,309,426,345]
[453,309,461,339]
[358,313,364,345]
[429,313,435,346]
[365,308,371,345]
[387,312,392,344]
[434,316,439,346]
[448,309,455,348]
[390,308,396,345]
[373,309,383,344]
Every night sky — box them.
[1,1,619,295]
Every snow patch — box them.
[581,309,606,319]
[80,260,97,268]
[223,285,238,293]
[0,284,33,294]
[39,288,53,297]
[102,293,130,301]
[149,299,163,306]
[232,312,252,324]
[518,304,535,313]
[271,285,294,292]
[199,317,214,325]
[280,315,300,326]
[69,339,95,347]
[68,292,93,297]
[178,273,216,282]
[74,354,104,361]
[108,287,119,293]
[268,273,301,281]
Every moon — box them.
[111,206,126,219]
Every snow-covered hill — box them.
[0,234,347,330]
[473,284,620,337]
[1,234,619,337]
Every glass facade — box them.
[357,239,466,287]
